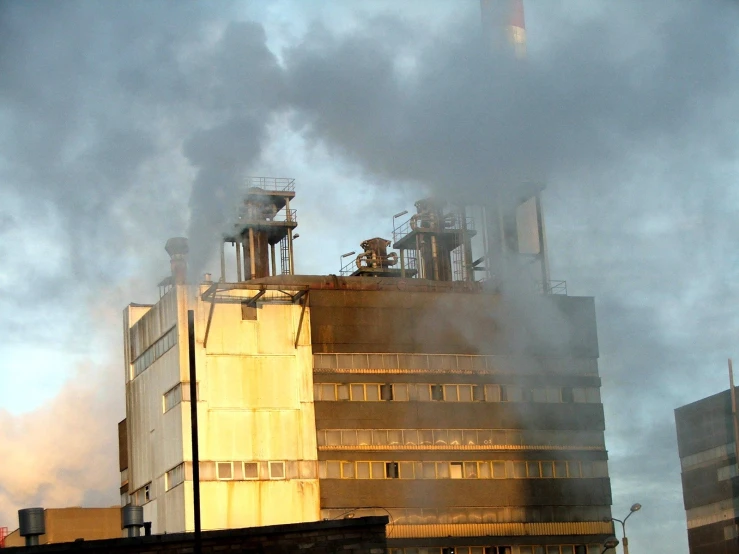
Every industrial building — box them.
[2,508,121,547]
[675,386,739,554]
[118,175,613,554]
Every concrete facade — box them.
[121,285,320,534]
[675,389,739,554]
[121,273,612,554]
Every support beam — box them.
[294,292,309,349]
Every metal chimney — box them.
[18,508,45,546]
[480,0,527,59]
[121,505,145,538]
[165,237,189,285]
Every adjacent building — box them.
[675,389,739,554]
[3,508,121,547]
[118,178,613,554]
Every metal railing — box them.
[541,280,567,295]
[393,213,475,244]
[235,208,297,225]
[244,176,296,192]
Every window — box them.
[513,462,527,478]
[492,462,506,478]
[337,384,350,400]
[393,384,409,401]
[133,326,177,377]
[341,462,355,478]
[532,388,547,403]
[450,462,463,479]
[485,384,501,402]
[432,385,444,401]
[243,462,259,479]
[217,462,233,480]
[166,464,184,490]
[561,387,574,403]
[270,461,285,479]
[527,461,541,478]
[386,462,399,479]
[473,385,485,401]
[554,461,568,478]
[381,384,394,401]
[144,484,150,502]
[163,384,182,412]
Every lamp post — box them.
[601,536,619,553]
[604,503,641,554]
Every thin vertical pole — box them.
[249,228,256,279]
[535,193,550,291]
[270,243,277,276]
[400,249,405,278]
[188,310,201,554]
[729,359,739,471]
[220,242,226,283]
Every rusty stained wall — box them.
[307,286,610,547]
[308,289,599,356]
[179,286,319,530]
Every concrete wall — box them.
[123,284,320,533]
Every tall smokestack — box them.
[165,237,189,285]
[480,0,527,59]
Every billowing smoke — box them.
[1,1,738,551]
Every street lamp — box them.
[393,210,409,220]
[601,536,619,553]
[604,503,641,554]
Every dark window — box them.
[500,386,508,402]
[431,384,444,400]
[473,384,485,401]
[442,549,455,554]
[381,384,393,401]
[561,387,574,403]
[575,547,587,554]
[385,462,399,479]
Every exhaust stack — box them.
[18,508,45,547]
[165,237,189,285]
[480,0,527,59]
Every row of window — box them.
[321,505,612,526]
[132,326,177,377]
[388,547,601,554]
[312,353,597,375]
[162,461,319,492]
[680,442,733,471]
[313,383,601,404]
[163,382,198,413]
[317,428,605,449]
[318,460,608,480]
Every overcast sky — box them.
[1,1,739,552]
